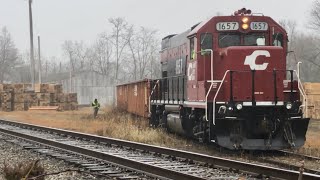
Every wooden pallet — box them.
[29,106,59,111]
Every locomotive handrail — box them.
[205,68,308,125]
[271,68,308,117]
[205,70,230,124]
[154,75,185,80]
[297,62,308,117]
[149,80,160,114]
[297,71,307,117]
[199,49,214,122]
[150,75,185,103]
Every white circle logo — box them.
[244,50,270,70]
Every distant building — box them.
[44,70,114,106]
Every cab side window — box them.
[190,37,195,60]
[200,33,213,50]
[273,33,283,47]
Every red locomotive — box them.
[149,8,310,150]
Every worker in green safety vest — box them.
[91,98,100,118]
[191,49,196,60]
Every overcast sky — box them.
[0,0,315,60]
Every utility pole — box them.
[38,35,42,84]
[45,60,48,78]
[69,52,73,93]
[28,0,35,88]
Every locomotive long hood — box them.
[219,46,285,71]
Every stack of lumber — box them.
[0,84,13,92]
[0,84,14,111]
[13,93,26,111]
[34,84,78,111]
[0,83,78,112]
[304,83,320,119]
[1,91,13,112]
[48,84,63,94]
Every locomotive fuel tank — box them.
[167,113,185,135]
[165,105,186,135]
[165,105,195,137]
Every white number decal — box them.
[133,85,138,96]
[175,58,182,74]
[250,22,268,30]
[187,62,196,81]
[216,22,239,31]
[244,50,270,70]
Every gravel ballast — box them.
[0,135,100,180]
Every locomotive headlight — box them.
[236,103,243,110]
[242,17,249,23]
[286,103,292,110]
[242,23,249,30]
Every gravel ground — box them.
[0,135,100,180]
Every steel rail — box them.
[0,119,319,180]
[0,125,204,180]
[255,157,320,175]
[278,150,320,162]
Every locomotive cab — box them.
[150,8,309,150]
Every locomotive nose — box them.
[220,46,284,71]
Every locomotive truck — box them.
[148,8,310,150]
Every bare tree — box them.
[279,20,298,69]
[62,40,75,72]
[295,34,320,82]
[309,0,320,32]
[92,33,113,76]
[72,41,87,70]
[62,40,87,72]
[128,27,159,80]
[278,18,320,82]
[108,17,131,83]
[0,27,18,83]
[148,53,161,79]
[279,19,296,45]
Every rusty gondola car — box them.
[116,79,150,118]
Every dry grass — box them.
[0,107,197,149]
[306,132,320,147]
[299,130,320,157]
[2,160,44,180]
[0,107,319,153]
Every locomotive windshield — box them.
[273,33,283,47]
[218,34,241,48]
[219,33,267,48]
[200,33,213,50]
[244,34,266,46]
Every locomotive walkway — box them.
[0,119,319,180]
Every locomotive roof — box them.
[162,34,176,40]
[188,15,287,37]
[188,18,212,37]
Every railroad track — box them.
[251,153,320,176]
[277,150,320,162]
[243,150,320,175]
[0,119,319,180]
[195,139,320,176]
